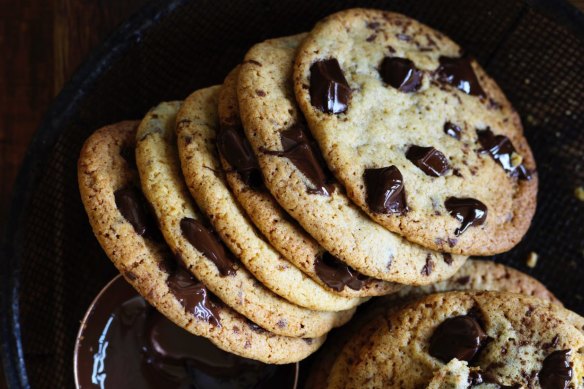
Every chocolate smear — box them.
[379,57,423,92]
[406,145,450,176]
[436,56,485,97]
[309,58,351,114]
[539,350,572,389]
[429,315,487,362]
[314,252,370,292]
[477,127,531,180]
[364,166,408,214]
[445,197,487,236]
[180,218,237,276]
[217,125,263,188]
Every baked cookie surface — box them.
[293,8,537,255]
[135,96,354,338]
[238,33,466,285]
[345,291,584,388]
[218,65,398,298]
[78,121,324,363]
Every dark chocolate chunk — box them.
[444,122,462,140]
[429,315,487,362]
[262,124,334,196]
[421,254,434,276]
[363,166,407,214]
[379,57,423,92]
[445,197,487,236]
[180,218,237,276]
[539,350,572,389]
[314,252,370,292]
[443,253,453,265]
[114,187,159,240]
[309,58,351,114]
[477,127,531,180]
[406,145,450,176]
[167,267,222,326]
[216,125,263,188]
[436,56,485,97]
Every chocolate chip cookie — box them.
[293,8,537,255]
[78,121,325,363]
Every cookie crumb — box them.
[575,186,584,201]
[526,252,538,268]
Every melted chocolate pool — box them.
[75,276,297,389]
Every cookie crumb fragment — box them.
[526,251,538,268]
[575,186,584,201]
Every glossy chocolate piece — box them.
[539,350,572,389]
[437,56,485,97]
[309,58,351,114]
[114,187,159,239]
[444,122,462,140]
[166,267,221,326]
[180,218,237,276]
[314,252,370,292]
[263,124,334,196]
[445,197,487,236]
[75,276,296,389]
[217,125,263,188]
[406,145,450,176]
[429,315,487,362]
[379,57,423,92]
[477,127,531,180]
[363,166,407,214]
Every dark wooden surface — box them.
[1,0,583,387]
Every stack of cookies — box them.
[78,7,583,387]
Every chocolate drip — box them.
[262,124,334,196]
[363,166,407,214]
[314,252,370,292]
[429,315,487,363]
[444,122,462,140]
[114,187,160,240]
[477,127,531,180]
[539,350,572,389]
[167,267,221,326]
[217,125,263,188]
[444,197,487,236]
[436,56,485,97]
[309,58,351,114]
[379,57,423,92]
[406,145,450,176]
[180,218,237,276]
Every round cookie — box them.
[175,81,363,312]
[238,34,467,284]
[77,121,324,363]
[218,65,398,298]
[293,8,537,255]
[135,96,354,338]
[345,291,584,388]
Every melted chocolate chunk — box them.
[444,122,462,140]
[477,127,531,180]
[406,146,450,176]
[379,57,423,92]
[363,166,407,214]
[429,315,487,362]
[75,276,296,389]
[114,187,160,240]
[180,218,237,276]
[443,253,453,265]
[309,58,351,114]
[539,350,572,389]
[314,252,370,292]
[436,56,485,97]
[262,124,334,196]
[216,125,263,188]
[445,197,487,236]
[167,267,222,326]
